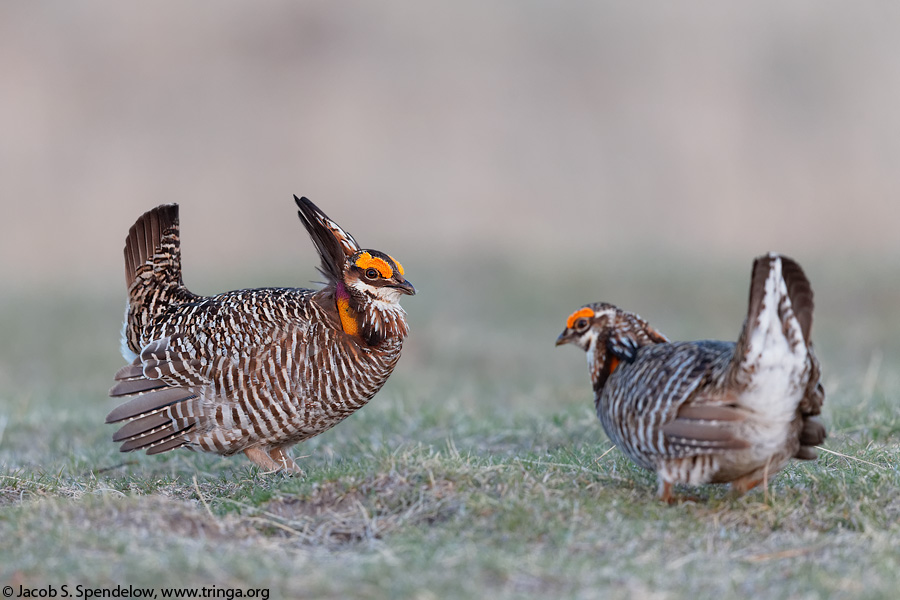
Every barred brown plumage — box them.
[107,196,415,473]
[556,253,826,502]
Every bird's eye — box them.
[365,268,380,280]
[575,318,589,331]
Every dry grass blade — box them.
[594,445,617,464]
[192,475,214,519]
[742,544,824,563]
[815,446,886,471]
[514,458,606,478]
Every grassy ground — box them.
[1,257,899,599]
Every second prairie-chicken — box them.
[556,253,826,502]
[106,196,415,473]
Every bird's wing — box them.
[607,341,747,460]
[107,337,202,455]
[661,397,751,453]
[107,295,321,455]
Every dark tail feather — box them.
[795,416,827,460]
[780,255,814,343]
[745,253,773,337]
[799,416,827,447]
[294,195,360,284]
[795,367,827,460]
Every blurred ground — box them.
[1,1,899,292]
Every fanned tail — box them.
[775,255,826,458]
[124,204,182,290]
[122,204,196,357]
[734,253,826,459]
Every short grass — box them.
[1,258,899,599]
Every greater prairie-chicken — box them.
[107,196,415,473]
[556,253,826,502]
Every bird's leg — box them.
[657,479,706,504]
[731,474,764,496]
[658,478,675,504]
[269,447,304,475]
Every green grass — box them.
[2,259,900,599]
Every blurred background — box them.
[1,1,899,419]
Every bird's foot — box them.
[244,447,304,476]
[269,447,305,476]
[730,475,764,497]
[657,480,704,504]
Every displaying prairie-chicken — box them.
[556,253,826,502]
[107,196,415,473]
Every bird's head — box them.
[557,302,669,389]
[343,249,416,303]
[555,303,618,351]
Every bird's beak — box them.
[555,329,573,346]
[392,278,416,296]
